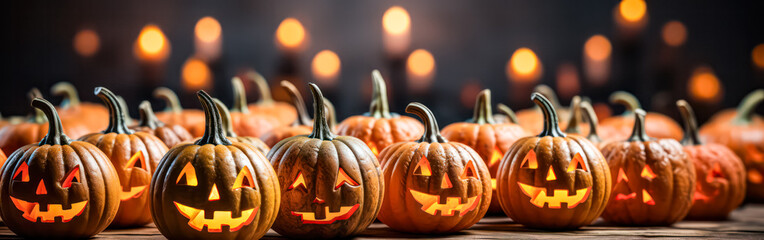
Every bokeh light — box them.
[195,17,221,43]
[73,29,100,57]
[383,6,410,35]
[619,0,646,23]
[556,63,580,99]
[662,21,687,47]
[407,49,436,91]
[507,47,542,83]
[182,57,212,91]
[585,35,612,61]
[276,18,306,51]
[311,50,341,85]
[753,43,764,69]
[135,24,170,61]
[688,66,722,103]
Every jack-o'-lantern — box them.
[441,89,528,214]
[676,100,745,220]
[0,98,120,238]
[336,70,423,156]
[496,92,611,230]
[132,101,194,148]
[704,89,764,125]
[699,89,764,202]
[378,102,491,233]
[268,83,383,239]
[153,87,206,136]
[204,99,270,155]
[243,70,297,126]
[261,81,313,147]
[51,81,109,133]
[515,85,573,134]
[150,90,280,239]
[494,103,518,124]
[228,77,281,138]
[600,91,683,141]
[600,109,695,226]
[79,87,169,227]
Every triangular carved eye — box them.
[288,171,307,191]
[61,166,81,188]
[126,151,146,171]
[566,153,587,172]
[617,168,629,183]
[413,156,432,176]
[460,160,478,179]
[176,162,198,186]
[641,165,657,180]
[232,166,255,190]
[706,163,723,183]
[520,150,538,169]
[335,168,360,189]
[13,162,30,182]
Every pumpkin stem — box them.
[138,101,165,129]
[94,87,134,134]
[579,101,602,143]
[324,97,337,130]
[610,91,641,115]
[496,103,518,124]
[28,88,46,124]
[534,85,562,110]
[532,92,566,137]
[406,102,448,143]
[564,96,583,134]
[247,71,274,105]
[677,100,702,146]
[32,98,70,146]
[51,82,81,109]
[308,83,336,141]
[195,91,232,146]
[369,70,392,118]
[627,109,652,142]
[733,89,764,125]
[469,89,496,124]
[153,87,183,113]
[231,77,251,114]
[281,81,312,126]
[212,98,238,138]
[117,96,133,125]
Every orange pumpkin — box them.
[599,91,683,141]
[516,85,573,134]
[207,98,271,155]
[493,103,518,124]
[260,81,313,147]
[51,82,109,132]
[131,101,193,148]
[153,87,206,136]
[242,70,297,126]
[228,77,281,137]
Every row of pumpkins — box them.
[0,70,760,239]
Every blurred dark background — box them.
[2,0,764,125]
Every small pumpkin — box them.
[515,85,573,134]
[51,81,109,133]
[131,101,194,148]
[441,89,529,214]
[260,81,313,147]
[228,77,281,138]
[378,102,491,233]
[699,89,764,202]
[562,96,590,136]
[79,87,169,227]
[599,91,683,141]
[153,87,206,136]
[336,70,423,156]
[677,100,745,220]
[324,97,338,132]
[493,103,519,124]
[150,90,280,239]
[0,98,120,238]
[243,70,297,126]
[204,98,271,155]
[704,90,764,125]
[496,92,611,230]
[268,83,383,239]
[600,109,695,226]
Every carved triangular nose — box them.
[546,168,557,181]
[441,174,453,189]
[208,184,220,201]
[36,180,47,195]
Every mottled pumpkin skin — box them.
[156,110,206,137]
[700,122,764,202]
[684,144,746,220]
[0,121,90,154]
[600,114,683,141]
[516,109,571,134]
[600,139,695,226]
[336,115,423,155]
[134,124,193,148]
[261,126,312,147]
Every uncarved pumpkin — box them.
[599,91,683,141]
[131,101,193,148]
[228,77,281,138]
[51,81,109,133]
[153,87,206,136]
[260,81,313,147]
[242,70,297,126]
[493,103,519,125]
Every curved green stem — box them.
[324,97,337,130]
[677,100,702,146]
[531,92,566,137]
[534,84,562,110]
[231,77,250,114]
[32,98,70,146]
[564,96,583,134]
[308,83,335,140]
[627,109,652,142]
[406,102,447,143]
[94,87,133,134]
[579,101,602,143]
[610,91,641,115]
[733,89,764,125]
[138,101,165,129]
[212,98,238,138]
[247,70,274,105]
[281,80,312,126]
[117,96,133,125]
[153,87,183,113]
[28,88,46,123]
[496,103,518,124]
[369,70,392,118]
[195,91,232,146]
[469,89,495,124]
[51,82,81,108]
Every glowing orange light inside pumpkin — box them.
[460,160,477,179]
[195,17,221,43]
[177,162,199,186]
[662,21,687,47]
[619,0,646,23]
[61,166,81,188]
[408,189,481,216]
[584,35,612,61]
[73,29,100,57]
[181,58,212,91]
[276,18,306,51]
[126,150,146,170]
[641,165,656,180]
[517,183,591,209]
[334,168,359,189]
[617,168,629,183]
[413,156,432,176]
[13,162,30,182]
[616,192,636,200]
[688,66,722,103]
[491,179,497,190]
[208,184,220,201]
[707,163,723,183]
[36,180,47,195]
[753,44,764,69]
[311,50,341,85]
[441,175,453,189]
[232,166,254,190]
[292,204,360,224]
[10,197,88,223]
[489,147,503,167]
[749,169,763,184]
[566,153,587,172]
[642,189,655,205]
[546,168,557,181]
[288,172,307,191]
[520,149,538,169]
[383,6,410,35]
[174,201,257,232]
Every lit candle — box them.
[406,49,435,93]
[194,16,222,62]
[382,6,411,58]
[311,50,341,87]
[583,34,612,87]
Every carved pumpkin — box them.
[153,87,206,136]
[268,83,383,239]
[243,70,297,126]
[51,81,109,133]
[336,70,423,156]
[704,89,764,125]
[227,77,281,138]
[79,87,169,227]
[599,91,683,141]
[378,102,491,233]
[201,99,271,155]
[150,90,280,239]
[515,85,573,134]
[496,92,611,229]
[493,103,519,125]
[440,89,528,214]
[131,101,194,148]
[600,109,695,226]
[0,98,120,238]
[676,100,745,220]
[699,89,764,202]
[261,81,313,147]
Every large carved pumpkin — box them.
[79,87,169,227]
[261,81,313,147]
[378,102,491,233]
[227,77,281,138]
[0,98,120,238]
[599,91,683,141]
[515,85,573,134]
[699,89,764,202]
[496,92,611,230]
[336,70,423,156]
[132,101,193,148]
[440,89,528,214]
[676,100,745,220]
[153,87,206,136]
[242,70,297,126]
[150,90,280,239]
[600,109,695,226]
[268,83,383,239]
[51,81,109,133]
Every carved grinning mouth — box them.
[615,189,655,205]
[517,182,591,209]
[291,204,359,224]
[9,196,88,223]
[174,202,258,232]
[120,186,147,201]
[408,189,481,216]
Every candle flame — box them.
[74,29,100,58]
[182,58,212,91]
[195,17,221,43]
[311,50,341,85]
[584,35,611,61]
[383,6,410,35]
[276,18,306,51]
[619,0,646,23]
[662,21,687,47]
[753,44,764,69]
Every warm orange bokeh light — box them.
[556,63,580,99]
[662,21,687,47]
[135,24,170,61]
[619,0,646,23]
[753,44,764,69]
[195,17,222,43]
[73,29,100,57]
[407,49,435,77]
[181,58,212,91]
[276,18,306,50]
[584,35,612,61]
[688,66,723,103]
[311,50,341,85]
[383,6,410,35]
[507,48,542,83]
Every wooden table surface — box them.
[1,204,763,239]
